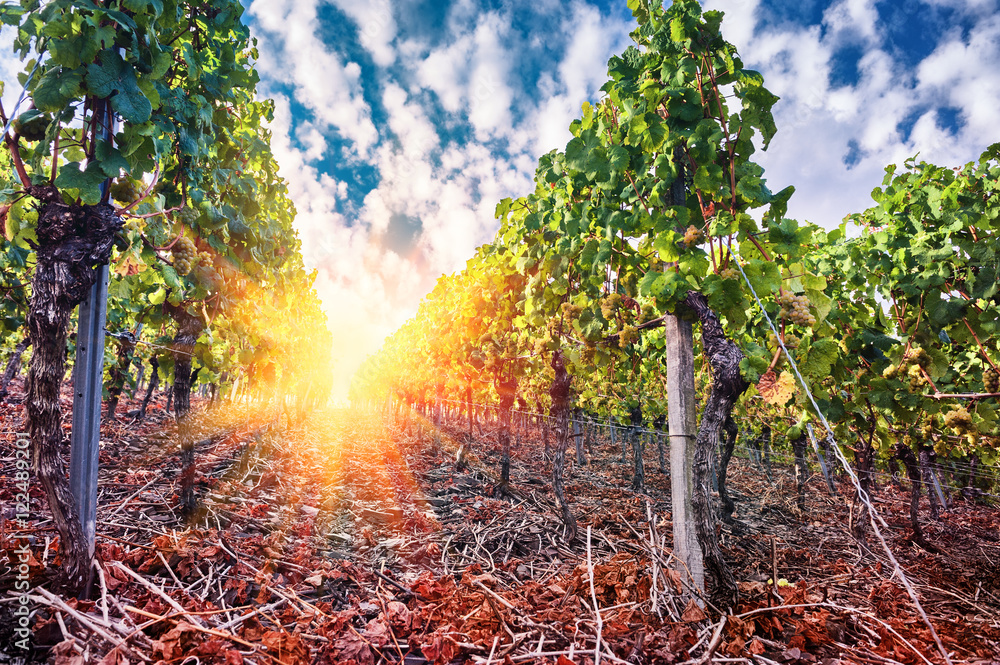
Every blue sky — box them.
[3,0,997,398]
[241,0,1000,397]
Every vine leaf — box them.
[758,369,796,406]
[33,67,85,112]
[86,50,152,123]
[53,161,107,205]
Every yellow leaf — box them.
[759,370,796,406]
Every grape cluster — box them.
[778,291,816,327]
[918,416,933,439]
[720,266,739,281]
[619,324,639,345]
[600,293,622,319]
[906,364,927,392]
[984,367,999,393]
[178,206,199,226]
[12,110,48,142]
[110,179,140,204]
[639,303,657,325]
[533,334,553,356]
[171,236,197,275]
[943,406,973,437]
[682,225,704,249]
[882,346,931,393]
[561,302,583,319]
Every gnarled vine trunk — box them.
[0,336,29,404]
[683,291,746,609]
[105,336,137,421]
[629,404,644,492]
[896,443,934,550]
[138,356,160,421]
[549,351,577,541]
[169,307,204,518]
[25,190,121,593]
[717,417,738,522]
[496,373,517,491]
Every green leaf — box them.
[161,264,182,290]
[86,49,152,123]
[32,66,85,112]
[95,141,131,177]
[54,161,107,204]
[800,338,839,379]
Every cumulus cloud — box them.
[704,0,1000,228]
[248,0,379,157]
[244,0,1000,399]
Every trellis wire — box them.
[732,256,954,665]
[1,44,46,139]
[436,396,1000,490]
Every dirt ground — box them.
[1,385,999,665]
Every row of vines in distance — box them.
[350,0,1000,609]
[0,0,334,592]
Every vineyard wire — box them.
[733,254,954,665]
[0,43,46,139]
[435,398,1000,494]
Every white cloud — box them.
[703,0,1000,229]
[822,0,880,43]
[248,0,379,156]
[328,0,398,67]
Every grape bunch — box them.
[533,333,553,356]
[600,293,622,319]
[720,266,739,281]
[943,406,974,443]
[177,206,199,226]
[110,178,140,204]
[619,324,639,345]
[778,291,816,327]
[906,363,927,393]
[561,302,583,319]
[638,303,657,325]
[197,251,213,268]
[12,110,49,142]
[682,225,704,249]
[918,414,936,439]
[171,236,197,275]
[984,367,999,393]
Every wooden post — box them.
[665,313,704,596]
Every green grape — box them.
[905,347,930,368]
[12,110,48,142]
[943,406,972,434]
[600,293,622,319]
[682,225,704,249]
[170,236,197,275]
[984,367,999,393]
[110,179,141,204]
[177,206,199,225]
[561,302,583,319]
